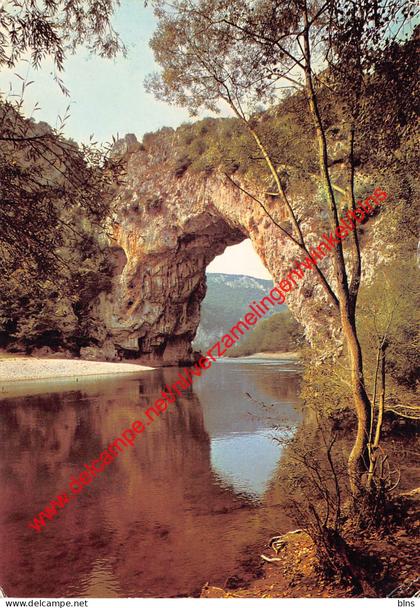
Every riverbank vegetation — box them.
[0,2,125,355]
[227,310,303,357]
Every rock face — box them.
[91,134,385,364]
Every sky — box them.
[0,3,190,142]
[0,1,270,280]
[207,241,272,280]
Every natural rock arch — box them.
[87,136,337,364]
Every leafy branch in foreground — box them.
[0,0,124,72]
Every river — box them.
[0,358,301,598]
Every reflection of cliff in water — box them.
[0,366,295,598]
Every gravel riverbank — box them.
[0,356,153,383]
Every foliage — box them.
[152,101,319,190]
[278,410,378,595]
[147,2,418,202]
[0,99,123,352]
[359,263,419,392]
[353,26,420,178]
[227,309,303,357]
[0,0,125,352]
[357,254,419,431]
[0,99,121,275]
[0,0,123,74]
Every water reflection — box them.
[0,360,301,597]
[195,359,301,497]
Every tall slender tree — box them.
[147,0,417,501]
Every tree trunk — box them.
[341,310,372,496]
[367,342,387,489]
[301,5,371,498]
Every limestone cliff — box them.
[84,133,390,365]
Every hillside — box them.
[227,309,303,357]
[193,273,278,351]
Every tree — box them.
[0,101,122,351]
[228,309,303,357]
[0,0,125,351]
[147,0,417,503]
[0,0,124,272]
[0,100,121,277]
[0,0,123,72]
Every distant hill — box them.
[227,309,303,357]
[193,273,281,350]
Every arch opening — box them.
[101,212,254,365]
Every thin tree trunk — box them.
[342,311,372,495]
[367,343,387,489]
[224,105,341,310]
[348,125,362,311]
[302,4,371,497]
[375,347,386,449]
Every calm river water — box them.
[0,358,301,597]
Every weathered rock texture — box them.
[88,134,387,365]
